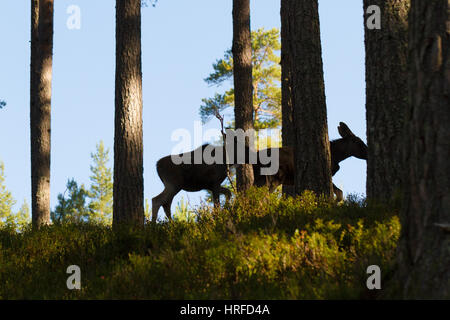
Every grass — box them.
[0,188,400,299]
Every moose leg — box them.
[212,192,220,208]
[333,183,344,202]
[211,187,221,208]
[151,192,163,222]
[152,186,179,222]
[162,192,177,221]
[269,179,280,193]
[220,187,232,205]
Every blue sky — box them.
[0,1,366,218]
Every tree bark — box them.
[280,0,295,196]
[31,0,53,228]
[232,0,254,192]
[287,0,333,198]
[397,0,450,299]
[113,0,144,227]
[364,0,410,203]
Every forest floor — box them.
[0,188,400,299]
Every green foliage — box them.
[0,162,15,221]
[0,161,30,231]
[52,141,113,225]
[144,198,151,222]
[5,200,30,232]
[172,197,195,223]
[51,179,90,224]
[87,141,113,224]
[0,188,400,299]
[200,28,281,131]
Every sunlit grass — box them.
[0,188,400,299]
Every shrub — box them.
[0,188,400,299]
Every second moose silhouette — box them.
[253,122,368,200]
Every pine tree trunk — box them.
[397,0,450,299]
[280,0,295,196]
[113,0,144,227]
[232,0,254,192]
[364,0,410,203]
[31,0,53,228]
[287,0,332,197]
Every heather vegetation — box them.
[0,188,400,299]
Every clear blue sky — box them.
[0,1,366,218]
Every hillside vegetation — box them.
[0,188,400,299]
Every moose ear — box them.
[338,122,355,138]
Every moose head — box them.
[331,122,368,174]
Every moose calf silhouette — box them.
[253,122,368,200]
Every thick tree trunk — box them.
[364,0,410,203]
[232,0,254,192]
[31,0,53,228]
[397,0,450,299]
[280,0,295,196]
[286,0,332,198]
[113,0,144,227]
